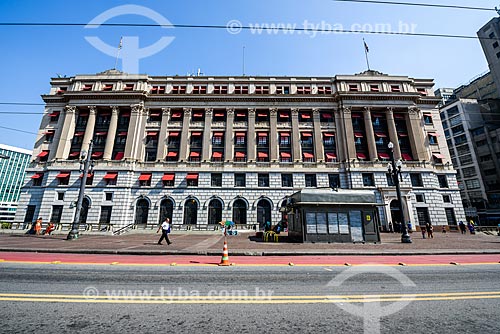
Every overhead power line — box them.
[331,0,496,12]
[0,22,493,41]
[0,102,44,106]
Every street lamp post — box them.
[67,140,94,240]
[387,142,412,244]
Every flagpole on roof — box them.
[114,37,123,71]
[363,38,370,71]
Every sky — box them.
[0,0,497,150]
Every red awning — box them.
[323,133,334,137]
[118,132,127,136]
[423,113,432,117]
[103,172,118,180]
[169,132,180,137]
[167,152,178,157]
[121,113,130,118]
[428,132,439,136]
[326,153,337,159]
[44,130,55,135]
[236,112,246,117]
[257,113,268,117]
[280,132,290,137]
[114,152,124,160]
[74,132,85,137]
[69,152,80,157]
[375,132,387,138]
[150,113,161,117]
[394,114,405,119]
[354,132,364,138]
[92,152,103,158]
[351,114,362,118]
[258,133,268,137]
[79,173,93,178]
[321,113,332,119]
[37,151,49,158]
[433,153,445,159]
[372,114,383,118]
[162,174,175,181]
[258,152,268,158]
[95,132,107,136]
[191,132,202,136]
[303,152,314,158]
[279,112,289,118]
[235,132,246,137]
[357,153,367,160]
[48,112,60,117]
[235,152,246,158]
[378,153,390,159]
[398,132,408,137]
[280,152,291,158]
[301,114,311,119]
[31,173,43,179]
[138,173,151,181]
[301,133,312,137]
[213,132,224,137]
[193,113,203,118]
[56,172,70,179]
[214,113,225,117]
[100,112,111,116]
[212,151,223,158]
[402,153,413,161]
[186,173,198,180]
[171,112,182,118]
[190,151,200,157]
[147,131,158,136]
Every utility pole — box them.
[67,140,94,240]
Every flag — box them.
[118,37,123,50]
[364,40,369,53]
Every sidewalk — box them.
[1,230,499,255]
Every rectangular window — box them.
[386,173,395,186]
[211,173,222,187]
[234,85,249,94]
[424,114,433,125]
[50,205,64,224]
[105,192,113,201]
[82,84,93,91]
[57,192,64,201]
[465,179,481,190]
[276,86,290,94]
[171,85,187,94]
[24,205,36,223]
[192,85,207,94]
[328,174,340,188]
[297,86,312,94]
[428,134,438,145]
[305,174,317,187]
[258,174,269,187]
[443,195,451,203]
[281,174,293,187]
[99,206,113,225]
[445,208,457,226]
[362,173,375,187]
[102,84,113,91]
[410,173,423,187]
[416,87,428,96]
[254,86,269,94]
[124,84,134,91]
[213,85,228,94]
[186,173,198,187]
[317,86,332,94]
[416,194,425,203]
[390,85,401,92]
[369,84,380,92]
[462,167,477,178]
[235,173,246,187]
[438,175,449,188]
[236,135,246,145]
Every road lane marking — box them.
[1,291,500,304]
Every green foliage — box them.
[1,222,12,229]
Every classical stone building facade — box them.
[15,69,465,232]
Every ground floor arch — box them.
[232,199,247,224]
[135,198,149,225]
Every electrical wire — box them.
[331,0,496,12]
[0,22,495,41]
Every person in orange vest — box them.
[34,217,42,235]
[43,222,55,235]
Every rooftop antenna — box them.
[114,37,123,70]
[363,38,371,71]
[242,46,246,76]
[496,5,500,15]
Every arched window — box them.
[135,198,149,225]
[208,199,223,225]
[256,199,272,229]
[232,199,247,225]
[183,199,198,225]
[159,198,174,224]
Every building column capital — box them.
[291,108,300,116]
[131,103,144,114]
[88,106,97,114]
[248,108,256,116]
[226,107,235,116]
[363,107,371,114]
[111,106,120,114]
[205,108,213,116]
[162,107,171,116]
[65,105,77,114]
[342,106,351,114]
[270,108,278,116]
[408,106,420,116]
[183,107,192,116]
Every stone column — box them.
[269,108,278,161]
[54,105,77,160]
[247,108,256,161]
[103,106,119,160]
[82,106,97,154]
[156,108,170,161]
[407,106,428,161]
[342,107,357,161]
[333,108,345,162]
[312,108,324,162]
[178,108,192,161]
[202,108,213,161]
[386,107,401,160]
[124,103,143,160]
[363,107,377,161]
[224,108,235,161]
[291,108,301,161]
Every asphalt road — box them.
[1,262,500,334]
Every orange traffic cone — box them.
[219,238,230,266]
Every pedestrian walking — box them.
[34,217,42,235]
[426,223,434,239]
[459,221,466,234]
[421,225,426,239]
[388,221,393,233]
[157,218,172,245]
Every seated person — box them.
[43,222,55,235]
[264,221,272,232]
[272,222,282,234]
